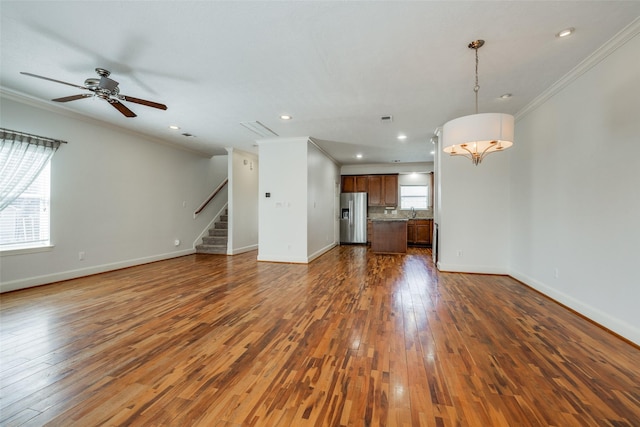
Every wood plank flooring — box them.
[1,246,639,426]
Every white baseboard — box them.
[0,249,195,293]
[307,242,337,263]
[256,253,309,264]
[509,269,639,346]
[436,262,508,275]
[256,243,338,264]
[228,244,258,255]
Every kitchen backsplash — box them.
[368,206,433,219]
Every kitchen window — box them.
[400,185,428,209]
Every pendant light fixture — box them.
[443,40,514,166]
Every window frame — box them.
[0,160,53,253]
[400,185,429,210]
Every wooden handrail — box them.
[194,178,228,216]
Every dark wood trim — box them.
[194,178,228,216]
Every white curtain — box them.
[0,129,64,211]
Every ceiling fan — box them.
[20,68,167,117]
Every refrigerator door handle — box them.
[349,200,353,226]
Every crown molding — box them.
[308,137,340,166]
[515,16,640,120]
[0,87,215,158]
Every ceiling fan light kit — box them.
[20,68,167,118]
[443,40,514,166]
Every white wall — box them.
[0,96,227,292]
[227,148,259,255]
[257,137,338,263]
[437,136,511,274]
[510,29,640,344]
[398,173,429,186]
[257,138,308,262]
[307,142,340,261]
[341,162,433,175]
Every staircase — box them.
[196,210,228,254]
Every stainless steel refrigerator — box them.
[340,192,367,244]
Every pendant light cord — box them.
[474,46,480,115]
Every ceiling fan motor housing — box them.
[99,76,118,93]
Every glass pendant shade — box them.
[442,113,514,166]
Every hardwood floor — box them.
[1,246,639,426]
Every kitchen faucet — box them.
[411,207,416,218]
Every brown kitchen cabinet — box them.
[367,220,372,244]
[341,175,368,193]
[407,221,415,244]
[383,175,398,206]
[367,175,382,205]
[371,219,407,254]
[407,219,433,246]
[341,174,398,207]
[367,174,398,207]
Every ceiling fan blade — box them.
[109,99,137,117]
[119,95,167,110]
[20,72,88,90]
[52,94,93,102]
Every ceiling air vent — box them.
[240,121,279,138]
[380,115,393,123]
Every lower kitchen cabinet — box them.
[407,219,433,246]
[371,219,407,254]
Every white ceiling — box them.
[1,1,639,165]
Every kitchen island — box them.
[371,218,408,254]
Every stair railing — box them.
[194,178,228,217]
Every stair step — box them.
[202,236,227,245]
[196,244,227,254]
[198,209,229,255]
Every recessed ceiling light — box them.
[280,115,292,120]
[169,125,180,130]
[356,154,363,159]
[397,134,407,141]
[556,27,575,38]
[499,93,512,99]
[430,150,435,155]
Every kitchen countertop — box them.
[368,207,433,220]
[368,215,433,220]
[370,218,408,221]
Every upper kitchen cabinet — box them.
[382,175,398,206]
[341,175,368,193]
[368,175,382,205]
[341,174,398,207]
[366,174,398,207]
